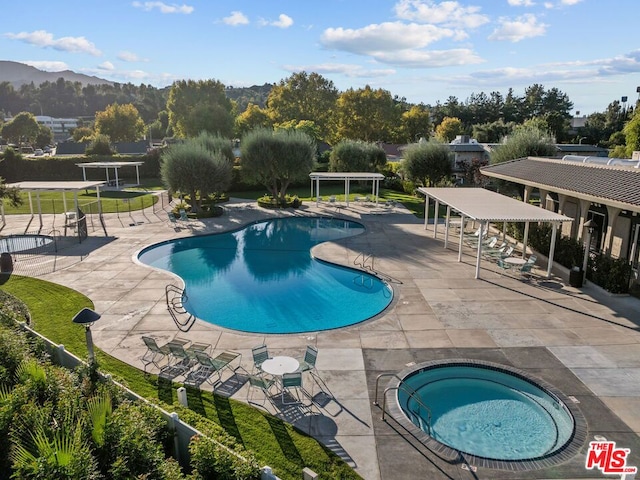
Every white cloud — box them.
[117,51,148,62]
[98,61,115,70]
[375,48,484,68]
[260,13,294,29]
[322,22,461,54]
[132,1,193,14]
[508,0,535,5]
[4,30,101,56]
[22,60,69,71]
[223,11,249,26]
[282,63,396,78]
[394,0,489,29]
[543,0,582,8]
[488,14,547,42]
[321,22,483,68]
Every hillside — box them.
[0,60,113,88]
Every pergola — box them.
[309,172,385,207]
[418,187,573,279]
[77,161,144,188]
[4,181,104,231]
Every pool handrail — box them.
[374,372,432,435]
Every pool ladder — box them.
[165,284,196,332]
[374,373,432,435]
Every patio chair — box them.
[179,209,190,222]
[328,195,336,204]
[246,374,277,407]
[496,258,513,276]
[141,336,172,371]
[281,371,307,405]
[251,344,270,373]
[167,212,179,227]
[297,345,319,378]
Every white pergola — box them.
[418,187,573,279]
[77,161,144,188]
[309,172,385,207]
[4,181,104,230]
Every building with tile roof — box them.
[481,156,640,276]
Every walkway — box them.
[2,196,640,479]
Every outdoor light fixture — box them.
[72,307,101,364]
[581,219,596,285]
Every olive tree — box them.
[329,140,386,172]
[160,133,233,211]
[402,140,452,187]
[490,126,557,164]
[240,128,315,203]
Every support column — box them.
[433,200,440,239]
[547,222,558,278]
[523,185,533,204]
[475,221,486,279]
[444,206,451,248]
[458,215,465,262]
[424,196,430,230]
[603,206,622,256]
[539,189,549,210]
[577,199,591,241]
[522,221,530,258]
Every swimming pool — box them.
[137,216,393,333]
[0,234,54,254]
[387,360,586,469]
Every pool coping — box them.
[383,358,588,472]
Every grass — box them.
[3,189,158,215]
[0,274,361,480]
[230,185,428,217]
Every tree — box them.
[35,124,53,148]
[266,72,338,140]
[331,86,401,143]
[72,126,94,142]
[160,133,233,211]
[401,140,452,187]
[94,103,145,142]
[235,103,272,136]
[240,128,315,203]
[398,105,432,143]
[276,119,322,144]
[434,117,463,142]
[0,112,39,146]
[472,119,515,143]
[85,133,114,155]
[329,140,387,172]
[622,108,640,157]
[490,126,557,164]
[167,79,234,138]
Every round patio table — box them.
[261,356,299,376]
[504,257,527,265]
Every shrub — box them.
[85,134,114,156]
[588,254,632,294]
[257,194,301,209]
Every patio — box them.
[2,196,640,479]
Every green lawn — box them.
[0,274,361,480]
[3,189,158,215]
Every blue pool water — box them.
[398,364,575,461]
[138,217,393,333]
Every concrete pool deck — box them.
[3,196,640,479]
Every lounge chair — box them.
[184,352,222,387]
[179,209,189,222]
[328,195,336,204]
[167,212,179,227]
[141,336,172,371]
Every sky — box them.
[2,0,640,116]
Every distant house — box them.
[448,136,490,182]
[35,116,79,142]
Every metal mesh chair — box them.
[251,344,270,373]
[141,336,171,371]
[281,371,304,405]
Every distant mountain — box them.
[0,61,113,88]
